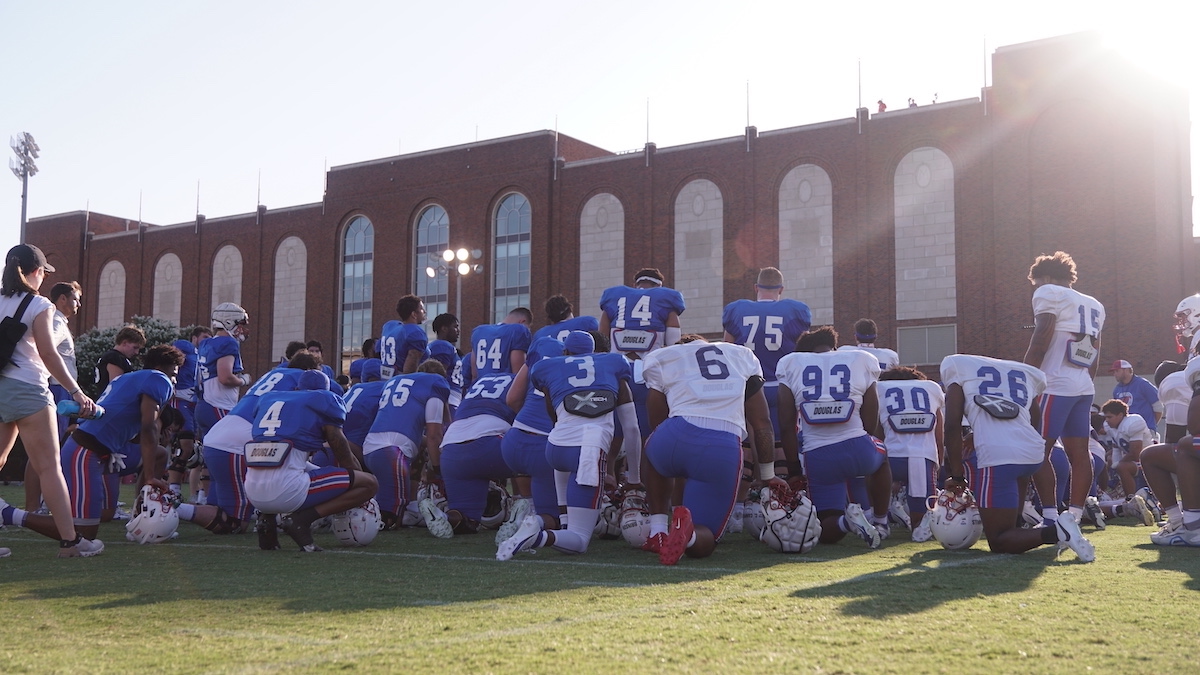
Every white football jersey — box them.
[1158,371,1190,427]
[875,379,944,462]
[841,345,899,371]
[1105,413,1153,467]
[940,354,1047,468]
[776,349,880,451]
[1031,284,1105,396]
[641,341,763,440]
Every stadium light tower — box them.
[424,247,483,317]
[9,132,40,243]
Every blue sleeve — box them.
[147,373,175,406]
[668,289,686,315]
[431,377,451,402]
[320,392,348,426]
[599,287,619,320]
[510,325,532,353]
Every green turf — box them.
[2,484,1198,674]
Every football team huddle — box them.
[6,249,1200,563]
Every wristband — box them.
[69,388,81,396]
[757,463,776,481]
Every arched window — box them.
[341,216,374,361]
[894,146,957,365]
[778,164,833,325]
[153,253,182,327]
[96,260,126,329]
[493,193,531,321]
[674,179,723,333]
[211,245,243,312]
[579,193,625,318]
[272,236,307,362]
[414,205,450,322]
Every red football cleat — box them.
[642,532,665,553]
[659,506,694,566]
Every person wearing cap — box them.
[1110,359,1161,435]
[244,368,376,552]
[361,359,450,530]
[1022,251,1106,527]
[496,331,640,560]
[0,244,101,558]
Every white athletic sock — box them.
[649,513,669,536]
[177,503,196,521]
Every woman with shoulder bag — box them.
[0,244,102,558]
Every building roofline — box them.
[330,130,561,172]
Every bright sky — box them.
[1,1,1196,249]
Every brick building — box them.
[27,32,1195,389]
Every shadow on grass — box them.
[0,520,805,614]
[788,546,1061,617]
[1135,543,1200,591]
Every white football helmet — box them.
[593,493,622,539]
[125,485,179,544]
[743,501,767,539]
[759,487,822,554]
[416,481,447,516]
[332,499,382,546]
[480,482,512,529]
[927,488,983,550]
[211,302,249,340]
[619,488,652,548]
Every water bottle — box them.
[56,400,105,419]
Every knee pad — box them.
[204,508,242,535]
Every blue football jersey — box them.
[79,369,175,454]
[367,373,451,444]
[379,320,429,377]
[198,335,244,410]
[530,353,632,411]
[512,337,567,434]
[470,323,532,378]
[172,339,198,392]
[721,298,812,381]
[599,285,686,353]
[227,367,336,422]
[454,373,517,425]
[532,315,601,344]
[250,389,346,453]
[342,380,388,447]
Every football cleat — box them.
[1055,512,1096,562]
[497,515,544,561]
[256,511,280,550]
[641,532,665,553]
[888,487,911,530]
[420,499,454,539]
[759,486,821,553]
[911,517,933,543]
[843,503,881,549]
[1135,488,1163,522]
[495,497,535,545]
[725,504,744,535]
[659,506,694,566]
[1084,496,1106,530]
[279,510,320,551]
[1150,519,1184,545]
[1124,495,1155,527]
[1021,501,1045,528]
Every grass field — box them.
[2,483,1198,674]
